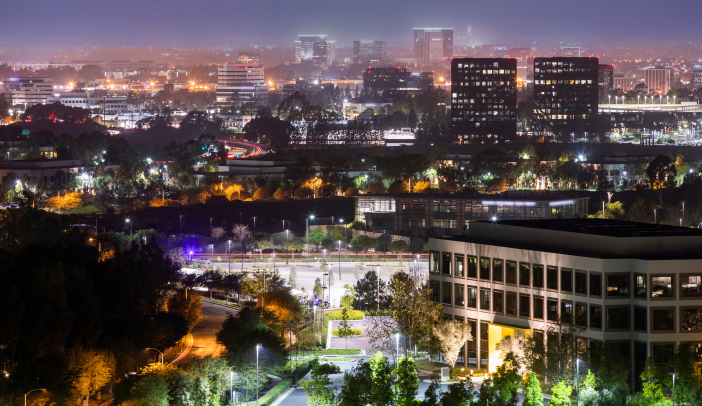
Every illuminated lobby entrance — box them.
[487,323,530,373]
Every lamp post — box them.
[210,244,214,267]
[395,333,400,370]
[256,344,261,405]
[252,216,256,235]
[230,371,234,404]
[145,348,164,365]
[670,372,678,405]
[25,389,46,406]
[227,240,232,274]
[125,218,132,236]
[313,305,317,358]
[338,240,342,280]
[339,218,347,258]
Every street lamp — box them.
[670,372,678,405]
[285,230,290,264]
[25,389,46,406]
[145,348,164,365]
[339,218,347,257]
[227,240,232,274]
[313,305,317,358]
[338,240,342,279]
[125,218,132,235]
[395,333,400,370]
[256,344,261,405]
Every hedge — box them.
[325,310,364,320]
[332,328,362,336]
[257,378,292,406]
[296,349,361,356]
[292,361,313,381]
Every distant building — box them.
[295,35,334,67]
[362,67,433,97]
[353,41,387,65]
[237,53,260,65]
[450,58,518,144]
[639,66,672,95]
[555,47,583,57]
[613,74,638,93]
[281,80,334,97]
[692,65,702,98]
[598,64,614,91]
[509,47,539,82]
[3,77,53,107]
[52,92,129,115]
[215,62,268,108]
[354,193,588,234]
[533,57,599,137]
[413,28,453,67]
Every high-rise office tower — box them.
[413,28,453,67]
[295,35,333,67]
[3,77,53,107]
[533,57,599,137]
[598,64,614,91]
[451,58,518,144]
[509,47,539,82]
[363,67,433,97]
[353,41,387,65]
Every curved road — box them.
[218,139,267,158]
[173,300,236,365]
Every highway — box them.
[172,300,235,365]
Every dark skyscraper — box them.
[451,58,518,144]
[598,64,614,92]
[533,57,599,138]
[353,41,387,66]
[693,64,702,99]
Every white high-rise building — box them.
[413,28,453,68]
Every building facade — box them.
[451,58,518,144]
[598,64,614,91]
[3,77,53,107]
[413,28,453,68]
[363,68,433,97]
[613,75,638,93]
[639,66,672,95]
[295,35,334,67]
[692,65,702,99]
[215,62,268,108]
[533,57,599,137]
[354,193,589,235]
[429,219,702,389]
[353,41,387,66]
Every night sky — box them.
[3,0,702,47]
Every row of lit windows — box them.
[455,69,516,75]
[454,110,514,115]
[456,62,509,69]
[452,117,516,123]
[534,79,593,85]
[455,81,512,87]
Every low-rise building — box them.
[354,193,589,235]
[428,219,702,389]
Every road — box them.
[173,300,235,365]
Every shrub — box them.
[292,361,313,381]
[325,309,364,320]
[332,328,362,336]
[257,378,292,406]
[315,363,341,375]
[296,349,361,356]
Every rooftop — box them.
[441,219,702,260]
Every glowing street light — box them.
[145,348,164,365]
[25,389,46,406]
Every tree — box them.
[641,357,666,404]
[215,307,288,368]
[46,191,82,213]
[337,307,354,349]
[341,284,356,309]
[210,227,225,240]
[369,351,393,406]
[388,240,409,254]
[408,108,418,130]
[496,335,529,376]
[392,264,444,360]
[313,277,323,299]
[440,380,476,406]
[65,347,116,405]
[432,320,473,368]
[127,373,171,406]
[646,155,677,205]
[548,381,573,406]
[308,227,328,251]
[167,290,203,334]
[353,270,389,310]
[492,352,521,405]
[394,356,419,406]
[224,183,243,200]
[302,361,338,406]
[588,201,624,219]
[289,265,297,289]
[523,373,544,406]
[350,234,378,259]
[339,360,373,406]
[475,379,498,406]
